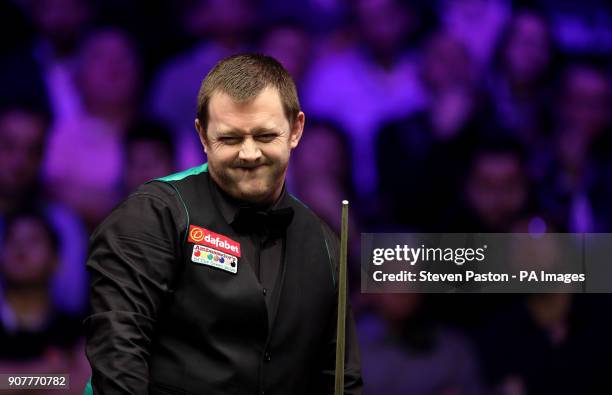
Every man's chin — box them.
[212,167,283,204]
[235,189,272,204]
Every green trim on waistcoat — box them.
[156,162,208,182]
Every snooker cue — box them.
[334,200,349,395]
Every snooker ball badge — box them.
[188,225,240,274]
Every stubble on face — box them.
[208,154,286,204]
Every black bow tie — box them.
[231,206,294,238]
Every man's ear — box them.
[289,112,305,149]
[195,118,208,154]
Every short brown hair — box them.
[196,54,301,132]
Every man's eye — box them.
[219,137,241,144]
[256,134,277,142]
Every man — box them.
[85,54,362,394]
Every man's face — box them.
[0,111,46,199]
[505,12,551,83]
[1,217,58,287]
[561,67,611,137]
[466,153,527,230]
[78,30,140,108]
[125,141,174,193]
[197,87,304,204]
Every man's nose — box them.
[238,137,262,161]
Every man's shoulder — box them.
[90,180,190,245]
[126,164,210,203]
[100,172,199,229]
[119,181,182,212]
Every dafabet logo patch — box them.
[187,225,241,257]
[188,225,240,274]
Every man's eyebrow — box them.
[251,127,281,135]
[215,128,244,136]
[216,127,281,136]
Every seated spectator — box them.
[0,210,90,394]
[477,294,612,394]
[0,0,91,121]
[43,27,142,230]
[290,119,356,232]
[358,293,484,395]
[302,0,429,201]
[445,138,534,233]
[376,31,490,230]
[122,119,176,196]
[258,21,313,92]
[289,119,362,292]
[487,9,558,144]
[0,103,87,315]
[0,210,81,359]
[0,104,50,216]
[537,61,612,232]
[28,0,93,122]
[147,0,257,170]
[438,0,511,68]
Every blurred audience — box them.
[478,294,612,394]
[122,119,176,195]
[487,9,558,145]
[0,105,49,216]
[43,27,141,230]
[359,293,484,395]
[148,0,257,169]
[446,138,532,232]
[302,0,429,202]
[376,31,489,230]
[291,119,356,232]
[290,119,362,288]
[259,21,313,92]
[0,210,90,394]
[29,0,93,122]
[439,0,511,68]
[537,62,612,232]
[0,103,87,315]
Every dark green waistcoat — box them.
[147,164,338,395]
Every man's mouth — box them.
[234,163,266,171]
[232,166,264,177]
